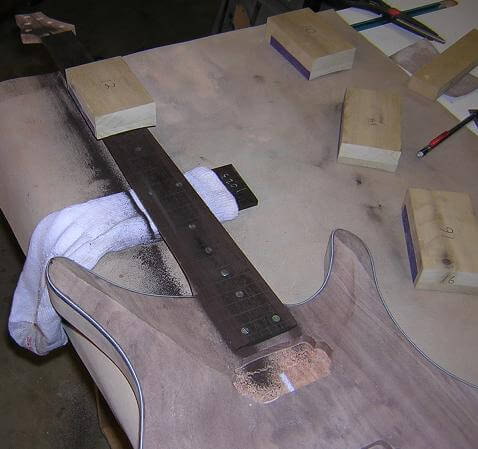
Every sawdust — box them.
[133,242,186,295]
[233,341,331,403]
[41,72,128,197]
[93,241,190,296]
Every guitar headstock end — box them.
[15,12,75,44]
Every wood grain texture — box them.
[338,87,401,172]
[403,188,478,294]
[66,56,156,139]
[265,8,355,80]
[46,230,478,449]
[408,28,478,100]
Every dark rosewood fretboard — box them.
[40,30,298,353]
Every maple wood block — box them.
[338,87,401,172]
[66,56,156,139]
[408,29,478,100]
[265,8,355,80]
[402,188,478,295]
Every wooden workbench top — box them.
[1,7,477,408]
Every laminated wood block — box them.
[265,8,355,80]
[402,188,478,294]
[338,87,401,172]
[408,29,478,100]
[66,56,156,139]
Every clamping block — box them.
[265,8,355,80]
[402,188,478,294]
[66,56,156,139]
[338,87,401,172]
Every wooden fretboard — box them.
[41,31,298,352]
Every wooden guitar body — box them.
[47,229,478,449]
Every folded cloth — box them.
[9,167,239,356]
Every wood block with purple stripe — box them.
[403,188,478,295]
[265,8,355,80]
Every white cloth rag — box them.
[9,167,238,356]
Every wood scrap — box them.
[408,28,478,100]
[391,40,478,97]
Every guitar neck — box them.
[26,25,298,353]
[105,130,297,352]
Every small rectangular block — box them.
[408,29,478,100]
[338,87,401,172]
[66,56,156,139]
[212,164,258,211]
[402,188,478,295]
[265,8,355,80]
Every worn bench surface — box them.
[1,11,478,445]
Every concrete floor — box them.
[0,1,219,447]
[0,212,110,448]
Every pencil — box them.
[417,109,478,158]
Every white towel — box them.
[9,167,239,356]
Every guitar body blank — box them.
[47,229,478,449]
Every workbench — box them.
[1,6,477,449]
[338,0,478,134]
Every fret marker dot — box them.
[220,269,230,277]
[204,246,213,254]
[134,146,142,152]
[188,223,196,230]
[241,327,250,335]
[235,290,244,298]
[176,182,182,187]
[272,314,281,323]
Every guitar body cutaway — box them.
[47,229,478,449]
